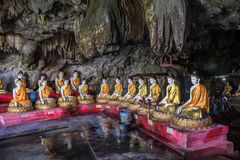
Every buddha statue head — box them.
[115,78,120,84]
[17,71,24,79]
[190,71,200,85]
[167,73,175,85]
[16,79,22,88]
[149,77,156,85]
[73,70,78,78]
[40,74,46,80]
[138,77,144,85]
[82,79,86,85]
[127,78,133,84]
[59,71,64,79]
[102,78,107,84]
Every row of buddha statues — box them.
[222,82,240,96]
[0,69,213,129]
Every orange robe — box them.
[0,80,3,89]
[99,83,110,96]
[10,87,31,106]
[41,85,51,99]
[73,77,81,88]
[184,84,209,113]
[58,79,65,88]
[63,85,72,97]
[114,83,123,96]
[21,79,27,88]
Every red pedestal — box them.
[0,105,8,113]
[73,105,94,116]
[0,93,13,103]
[0,108,70,127]
[93,104,105,113]
[136,115,239,159]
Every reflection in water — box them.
[0,114,182,160]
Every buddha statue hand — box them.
[14,102,18,107]
[41,99,45,105]
[176,105,184,114]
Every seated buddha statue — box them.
[234,84,240,96]
[176,72,209,119]
[70,70,81,92]
[110,78,123,100]
[77,79,94,104]
[58,80,76,108]
[98,78,110,98]
[133,78,148,102]
[55,71,65,93]
[122,78,136,101]
[0,79,7,93]
[158,73,181,113]
[8,79,32,112]
[36,79,56,110]
[146,77,161,103]
[222,82,233,96]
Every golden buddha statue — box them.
[96,78,110,104]
[171,72,212,130]
[146,77,161,103]
[176,72,209,118]
[77,79,94,104]
[158,73,181,113]
[234,84,240,96]
[58,80,76,108]
[110,78,123,100]
[8,79,33,112]
[0,79,7,94]
[222,82,233,96]
[98,78,110,98]
[122,78,136,101]
[133,78,148,102]
[55,71,65,93]
[70,70,81,92]
[151,73,181,122]
[36,79,56,110]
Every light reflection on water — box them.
[0,114,182,160]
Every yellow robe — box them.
[63,85,72,97]
[41,85,51,99]
[81,84,89,95]
[73,77,81,88]
[10,87,31,106]
[128,83,136,97]
[166,84,181,105]
[139,84,148,98]
[150,84,161,102]
[223,85,232,96]
[184,84,209,113]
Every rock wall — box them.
[0,0,239,91]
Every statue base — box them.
[0,93,13,103]
[0,108,70,127]
[135,114,238,159]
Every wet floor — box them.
[0,114,182,160]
